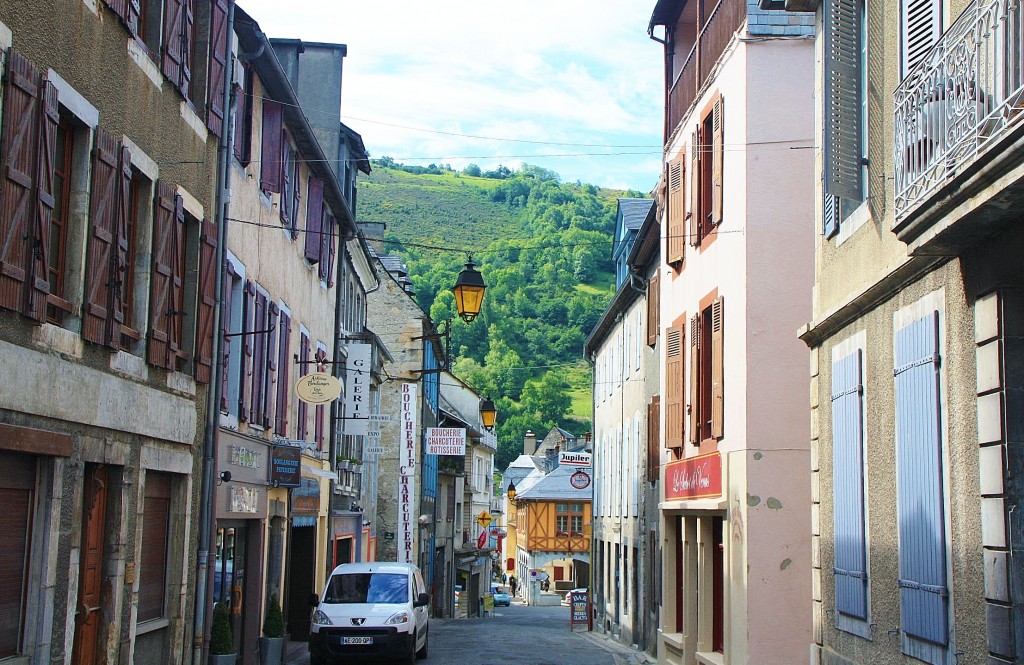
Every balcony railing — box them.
[667,0,747,134]
[894,0,1024,221]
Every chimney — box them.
[524,430,537,456]
[358,221,387,254]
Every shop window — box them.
[138,472,173,623]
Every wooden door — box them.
[72,465,107,665]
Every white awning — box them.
[301,465,337,481]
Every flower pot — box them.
[209,654,236,665]
[259,636,285,665]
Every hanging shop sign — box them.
[570,469,591,490]
[343,344,371,435]
[398,383,418,564]
[664,451,723,501]
[426,427,466,455]
[559,451,592,467]
[270,444,302,488]
[295,372,342,404]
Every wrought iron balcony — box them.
[894,0,1024,229]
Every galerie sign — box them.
[398,383,418,564]
[426,427,466,455]
[664,452,722,501]
[344,344,371,435]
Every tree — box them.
[520,371,571,424]
[463,163,482,177]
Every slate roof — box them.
[515,464,593,501]
[618,198,654,231]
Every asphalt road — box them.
[286,600,641,665]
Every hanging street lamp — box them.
[452,259,486,323]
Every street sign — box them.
[477,530,487,549]
[368,414,392,422]
[570,469,591,490]
[475,511,492,528]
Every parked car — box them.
[309,562,430,664]
[490,584,511,606]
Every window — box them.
[281,141,301,237]
[297,328,310,440]
[688,297,724,445]
[823,0,867,237]
[138,472,173,623]
[46,118,75,324]
[194,217,217,383]
[147,182,188,370]
[232,63,253,165]
[0,452,35,658]
[894,309,949,661]
[117,172,146,348]
[274,306,292,436]
[246,288,279,428]
[221,257,243,416]
[688,95,724,248]
[832,344,870,634]
[134,0,198,101]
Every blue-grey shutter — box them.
[832,349,868,619]
[823,193,838,238]
[823,0,863,201]
[901,0,940,75]
[894,311,948,645]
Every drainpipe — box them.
[193,2,236,663]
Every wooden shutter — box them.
[103,0,139,36]
[83,129,120,344]
[317,216,331,282]
[26,76,58,322]
[304,177,324,261]
[894,311,948,645]
[250,290,267,426]
[179,0,194,98]
[290,162,301,240]
[710,297,724,439]
[259,101,284,193]
[138,473,171,622]
[647,395,661,481]
[0,452,34,659]
[161,0,184,91]
[109,144,132,342]
[832,349,868,619]
[666,158,684,265]
[194,219,217,383]
[220,261,235,411]
[206,0,229,137]
[263,301,279,426]
[280,143,292,226]
[233,64,253,164]
[238,279,255,421]
[275,310,291,435]
[688,314,700,445]
[664,324,684,449]
[689,128,701,247]
[901,0,940,75]
[297,330,309,440]
[647,272,659,346]
[168,194,187,366]
[325,215,336,287]
[148,182,176,367]
[711,95,724,227]
[0,51,40,315]
[824,0,863,201]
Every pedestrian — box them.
[509,575,518,597]
[502,573,507,584]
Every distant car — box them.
[490,584,511,606]
[565,588,588,605]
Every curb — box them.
[577,630,657,665]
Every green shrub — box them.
[209,602,234,655]
[263,592,286,638]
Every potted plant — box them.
[259,592,286,665]
[209,601,235,664]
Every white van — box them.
[309,562,429,664]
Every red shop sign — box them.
[664,452,722,501]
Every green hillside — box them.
[358,161,645,468]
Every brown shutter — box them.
[297,330,309,440]
[260,101,284,193]
[710,297,724,439]
[109,144,132,342]
[648,395,661,481]
[194,219,217,383]
[161,0,184,91]
[138,473,171,622]
[0,51,40,314]
[0,452,35,659]
[647,272,659,346]
[666,158,684,265]
[250,290,267,425]
[688,314,700,445]
[206,0,229,137]
[664,324,683,449]
[263,301,279,426]
[220,261,235,411]
[304,177,324,261]
[238,279,255,421]
[168,194,187,366]
[689,128,701,247]
[148,182,175,366]
[711,95,724,227]
[179,0,195,98]
[275,310,291,435]
[83,129,121,344]
[26,77,58,322]
[103,0,139,36]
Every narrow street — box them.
[284,600,651,665]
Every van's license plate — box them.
[342,637,373,645]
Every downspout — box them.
[193,1,236,663]
[648,23,670,144]
[328,228,351,564]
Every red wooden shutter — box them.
[83,130,121,344]
[711,95,724,227]
[689,128,701,247]
[0,51,40,314]
[168,194,187,367]
[666,158,684,265]
[103,0,139,36]
[275,310,291,435]
[647,272,659,346]
[109,144,132,342]
[221,261,236,411]
[162,0,184,91]
[263,301,279,426]
[251,290,267,425]
[297,330,309,440]
[304,177,323,261]
[147,183,184,369]
[664,323,683,449]
[710,297,724,439]
[688,314,700,445]
[26,77,58,322]
[238,279,255,421]
[260,101,284,193]
[206,0,229,137]
[648,395,661,481]
[194,219,217,383]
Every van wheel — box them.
[416,633,428,659]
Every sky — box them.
[237,1,665,193]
